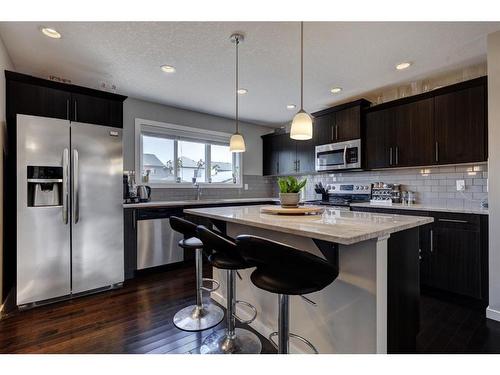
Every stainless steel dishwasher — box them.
[136,208,184,269]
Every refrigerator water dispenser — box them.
[27,166,63,207]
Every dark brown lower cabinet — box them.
[350,206,488,304]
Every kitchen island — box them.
[184,205,433,354]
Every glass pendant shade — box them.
[230,132,246,152]
[290,110,313,140]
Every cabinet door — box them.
[124,209,137,280]
[364,108,396,169]
[295,137,315,173]
[262,135,280,176]
[430,219,482,299]
[7,80,71,120]
[314,113,335,146]
[278,134,297,175]
[394,98,435,167]
[72,93,123,128]
[336,106,361,142]
[434,85,486,164]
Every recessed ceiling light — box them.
[41,27,61,39]
[286,104,297,110]
[396,62,412,70]
[330,87,342,94]
[237,88,248,95]
[160,65,176,73]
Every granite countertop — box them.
[184,205,433,245]
[123,197,278,209]
[350,202,489,215]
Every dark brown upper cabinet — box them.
[364,107,395,169]
[7,80,72,121]
[314,100,368,145]
[5,71,127,128]
[262,133,315,176]
[434,85,486,165]
[364,77,487,170]
[72,93,123,127]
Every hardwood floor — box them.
[417,294,500,353]
[1,263,500,354]
[0,264,275,354]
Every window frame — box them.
[135,118,243,189]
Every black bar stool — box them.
[196,225,262,354]
[169,216,224,331]
[236,235,339,354]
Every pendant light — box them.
[230,33,246,153]
[290,22,313,140]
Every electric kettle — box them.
[137,185,151,202]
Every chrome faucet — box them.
[194,182,202,200]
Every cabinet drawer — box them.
[432,212,480,231]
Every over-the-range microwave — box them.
[315,138,362,172]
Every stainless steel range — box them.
[307,183,372,210]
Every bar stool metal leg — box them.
[269,294,319,354]
[278,294,290,354]
[200,270,262,354]
[173,248,224,331]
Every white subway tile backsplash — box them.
[279,164,488,208]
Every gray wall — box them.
[123,97,274,175]
[487,31,500,322]
[0,35,14,305]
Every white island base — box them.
[211,222,389,354]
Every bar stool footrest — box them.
[233,300,257,324]
[201,278,220,292]
[268,332,319,354]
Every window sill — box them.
[148,183,243,189]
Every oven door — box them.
[315,139,361,171]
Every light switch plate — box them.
[244,184,248,190]
[456,180,466,191]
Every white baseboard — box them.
[486,306,500,322]
[210,292,304,353]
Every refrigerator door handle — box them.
[62,148,69,224]
[73,149,79,224]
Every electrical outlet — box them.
[244,184,249,190]
[456,180,465,192]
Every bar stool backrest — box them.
[170,216,197,238]
[197,225,247,264]
[236,234,339,291]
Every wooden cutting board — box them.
[260,205,325,215]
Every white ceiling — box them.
[1,22,499,127]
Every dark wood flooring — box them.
[0,264,275,354]
[1,263,500,354]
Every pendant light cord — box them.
[235,36,239,134]
[300,21,304,111]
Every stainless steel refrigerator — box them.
[16,114,124,306]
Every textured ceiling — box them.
[1,21,499,126]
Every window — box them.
[136,119,241,187]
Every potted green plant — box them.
[277,176,307,208]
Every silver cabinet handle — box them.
[395,146,399,165]
[435,141,439,162]
[335,125,338,141]
[62,148,69,224]
[430,229,434,253]
[132,209,136,229]
[331,125,334,141]
[438,218,468,224]
[389,147,393,165]
[343,145,347,166]
[298,159,301,171]
[66,99,70,120]
[73,149,79,224]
